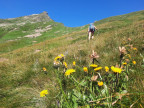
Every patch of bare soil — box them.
[0,58,9,62]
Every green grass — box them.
[0,10,144,107]
[0,20,87,54]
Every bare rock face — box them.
[30,11,52,22]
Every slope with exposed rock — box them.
[0,11,86,54]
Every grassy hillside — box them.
[0,12,86,54]
[0,10,144,107]
[0,21,86,53]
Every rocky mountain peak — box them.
[0,11,52,27]
[41,11,48,15]
[37,11,52,22]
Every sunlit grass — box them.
[0,11,144,107]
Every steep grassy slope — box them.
[0,10,144,107]
[0,21,86,53]
[0,12,86,54]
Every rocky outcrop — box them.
[0,11,52,26]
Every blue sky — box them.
[0,0,144,27]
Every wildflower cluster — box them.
[40,38,139,108]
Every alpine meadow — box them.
[0,10,144,108]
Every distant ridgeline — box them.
[0,11,52,26]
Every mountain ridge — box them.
[0,11,52,26]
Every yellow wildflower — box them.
[94,67,102,71]
[132,61,136,65]
[133,48,137,51]
[43,67,46,71]
[54,54,64,61]
[63,62,68,68]
[59,54,65,62]
[111,66,122,74]
[65,69,76,76]
[73,61,76,66]
[40,90,48,97]
[83,67,88,72]
[54,56,61,61]
[60,54,64,57]
[90,64,98,68]
[98,81,103,86]
[123,62,127,65]
[105,66,109,72]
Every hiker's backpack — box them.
[89,24,95,32]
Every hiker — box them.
[88,23,97,40]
